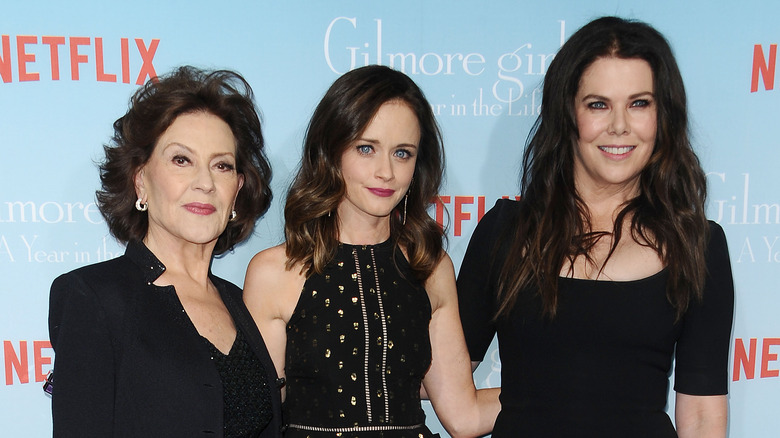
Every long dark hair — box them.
[496,17,708,319]
[285,65,445,281]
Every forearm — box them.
[433,386,500,438]
[675,394,727,438]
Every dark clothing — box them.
[204,328,274,437]
[284,240,437,438]
[457,199,734,437]
[49,241,283,438]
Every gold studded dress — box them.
[284,240,437,438]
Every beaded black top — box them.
[283,240,437,437]
[204,328,273,438]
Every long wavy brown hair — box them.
[496,17,708,320]
[285,65,445,282]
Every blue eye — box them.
[587,101,607,109]
[632,99,651,107]
[356,145,373,155]
[394,149,413,160]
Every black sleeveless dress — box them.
[284,240,437,438]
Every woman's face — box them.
[573,57,657,198]
[135,112,244,248]
[337,100,420,226]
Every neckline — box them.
[337,238,393,250]
[558,266,668,284]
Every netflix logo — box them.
[732,337,780,381]
[3,340,53,386]
[751,44,777,92]
[0,35,159,84]
[432,195,520,236]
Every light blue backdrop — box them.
[2,1,778,436]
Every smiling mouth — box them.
[598,146,635,155]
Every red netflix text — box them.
[433,195,521,236]
[732,337,780,381]
[751,44,777,92]
[3,340,53,385]
[0,35,159,84]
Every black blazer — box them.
[49,241,283,437]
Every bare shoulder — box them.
[244,244,306,318]
[424,252,456,312]
[247,244,289,276]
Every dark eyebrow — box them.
[355,137,419,149]
[163,142,236,160]
[581,91,654,102]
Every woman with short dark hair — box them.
[49,66,281,437]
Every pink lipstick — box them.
[184,202,217,215]
[368,188,395,197]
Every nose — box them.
[374,153,394,181]
[608,108,630,135]
[193,164,216,192]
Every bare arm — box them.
[243,244,304,400]
[675,393,727,438]
[422,254,500,438]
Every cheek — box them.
[642,119,658,142]
[577,119,603,142]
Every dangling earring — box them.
[135,198,147,212]
[230,210,237,221]
[402,194,408,226]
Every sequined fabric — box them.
[284,240,436,438]
[204,328,273,438]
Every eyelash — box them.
[587,99,652,109]
[394,149,413,160]
[356,145,414,160]
[172,155,235,171]
[357,144,373,155]
[215,161,236,171]
[172,155,191,165]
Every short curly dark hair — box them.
[96,66,272,255]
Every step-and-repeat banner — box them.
[2,1,778,436]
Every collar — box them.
[125,240,167,285]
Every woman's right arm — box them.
[49,273,115,437]
[456,200,511,370]
[243,245,303,398]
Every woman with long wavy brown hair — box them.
[244,65,499,438]
[458,17,734,438]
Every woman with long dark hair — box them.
[245,65,499,437]
[458,17,734,437]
